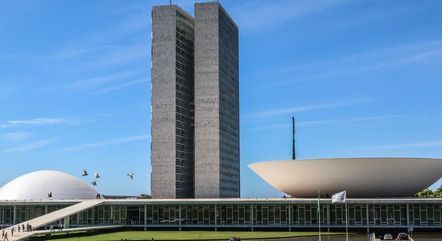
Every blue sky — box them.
[1,0,442,197]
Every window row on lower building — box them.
[2,203,442,228]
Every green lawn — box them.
[31,231,344,240]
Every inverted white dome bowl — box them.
[249,158,442,198]
[0,170,97,200]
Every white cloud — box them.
[60,135,148,152]
[3,138,56,153]
[75,43,148,71]
[264,39,442,87]
[64,70,143,92]
[6,2,149,65]
[92,78,146,95]
[244,99,370,119]
[297,115,402,126]
[45,45,115,62]
[244,114,401,132]
[352,141,442,151]
[232,0,348,32]
[52,6,149,55]
[58,67,147,96]
[10,4,150,90]
[0,83,16,98]
[1,132,32,142]
[0,118,66,128]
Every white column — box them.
[250,204,254,231]
[288,204,292,232]
[179,205,182,231]
[406,204,410,232]
[345,202,349,241]
[144,205,147,231]
[110,205,113,225]
[64,216,70,229]
[13,205,16,225]
[318,199,321,241]
[366,203,370,233]
[214,205,217,231]
[327,203,330,232]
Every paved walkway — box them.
[1,200,104,241]
[2,225,124,241]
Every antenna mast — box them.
[292,116,296,160]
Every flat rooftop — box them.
[2,197,442,205]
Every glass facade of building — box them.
[174,10,195,198]
[1,200,442,230]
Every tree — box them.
[415,186,442,198]
[138,194,151,199]
[433,187,442,197]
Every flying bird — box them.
[82,170,89,176]
[127,173,134,180]
[48,192,53,198]
[91,181,97,186]
[94,173,100,179]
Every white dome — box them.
[0,170,98,200]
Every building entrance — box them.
[127,207,142,225]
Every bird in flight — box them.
[94,173,100,179]
[82,170,89,176]
[127,173,134,180]
[48,192,53,198]
[91,181,97,186]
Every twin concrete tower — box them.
[151,2,240,199]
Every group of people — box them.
[1,223,33,241]
[48,221,64,233]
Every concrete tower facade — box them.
[194,2,240,198]
[151,5,195,199]
[151,2,239,199]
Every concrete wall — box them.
[218,3,240,198]
[151,6,177,199]
[194,2,240,198]
[174,8,195,198]
[151,6,195,199]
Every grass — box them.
[30,231,345,240]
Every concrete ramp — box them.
[18,200,103,229]
[1,200,104,241]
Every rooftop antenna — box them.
[292,116,296,160]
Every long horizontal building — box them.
[1,198,442,232]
